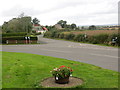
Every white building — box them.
[32,24,48,34]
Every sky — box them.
[0,0,119,26]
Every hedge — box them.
[44,31,120,46]
[2,32,27,37]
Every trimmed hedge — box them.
[88,34,109,44]
[2,32,27,37]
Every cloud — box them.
[1,5,41,17]
[0,0,119,25]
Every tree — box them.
[71,23,76,30]
[32,18,40,25]
[89,25,96,30]
[2,16,32,33]
[2,22,9,33]
[66,24,71,28]
[57,20,67,28]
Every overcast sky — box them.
[0,0,119,26]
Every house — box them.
[32,24,48,34]
[55,24,62,29]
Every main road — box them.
[2,35,119,71]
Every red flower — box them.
[60,65,66,68]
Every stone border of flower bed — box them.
[40,76,84,88]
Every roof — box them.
[42,27,48,31]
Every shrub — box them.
[64,33,75,40]
[74,34,84,42]
[50,31,58,38]
[54,32,60,38]
[35,32,41,35]
[59,33,64,39]
[43,31,52,38]
[2,32,27,37]
[92,34,109,44]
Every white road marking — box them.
[90,53,119,59]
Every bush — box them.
[44,31,52,38]
[64,33,75,40]
[35,32,41,35]
[91,34,109,44]
[74,34,84,42]
[50,31,57,38]
[54,32,60,38]
[2,32,27,37]
[59,33,64,39]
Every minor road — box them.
[2,35,119,71]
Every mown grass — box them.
[2,52,119,88]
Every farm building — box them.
[32,24,48,34]
[55,24,62,29]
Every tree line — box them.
[1,14,97,33]
[1,14,41,33]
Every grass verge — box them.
[2,51,119,88]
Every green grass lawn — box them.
[2,51,119,88]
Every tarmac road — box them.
[2,35,119,71]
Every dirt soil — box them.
[41,77,84,88]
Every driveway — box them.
[2,35,119,71]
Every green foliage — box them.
[2,32,27,37]
[90,34,109,44]
[43,31,51,38]
[64,33,75,40]
[74,34,85,42]
[32,18,40,25]
[34,32,41,35]
[51,66,73,78]
[71,23,77,29]
[59,33,64,39]
[57,20,67,28]
[89,25,96,30]
[2,16,32,33]
[44,31,119,46]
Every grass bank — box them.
[2,52,119,88]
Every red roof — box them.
[42,27,48,31]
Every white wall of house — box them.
[32,25,47,34]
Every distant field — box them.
[63,30,118,35]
